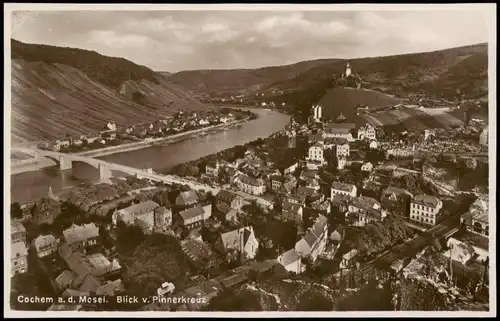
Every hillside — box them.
[168,59,341,96]
[169,43,488,100]
[10,40,208,144]
[317,87,403,120]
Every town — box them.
[29,108,254,155]
[10,90,489,311]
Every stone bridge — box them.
[11,147,220,194]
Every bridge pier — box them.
[59,156,73,171]
[99,164,112,180]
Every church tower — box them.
[48,185,59,201]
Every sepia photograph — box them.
[4,3,496,317]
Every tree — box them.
[203,288,263,311]
[11,202,23,219]
[398,278,448,311]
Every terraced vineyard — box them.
[316,86,485,131]
[10,40,209,145]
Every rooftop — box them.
[331,181,356,193]
[179,206,205,222]
[177,190,199,205]
[216,190,239,203]
[382,186,413,198]
[282,201,302,213]
[238,175,264,187]
[278,248,300,266]
[33,234,57,252]
[62,223,99,245]
[220,226,254,252]
[11,221,26,234]
[412,195,441,208]
[119,200,159,215]
[351,196,380,211]
[11,242,28,259]
[181,238,214,266]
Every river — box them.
[10,109,290,204]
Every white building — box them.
[357,124,376,140]
[369,140,378,149]
[337,157,347,170]
[32,234,59,258]
[236,175,266,196]
[294,215,329,262]
[331,181,357,198]
[311,104,322,123]
[410,195,443,226]
[479,126,488,146]
[336,142,350,157]
[361,162,374,172]
[277,249,302,274]
[307,143,326,164]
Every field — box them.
[358,107,469,131]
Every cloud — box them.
[10,9,490,72]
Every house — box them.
[307,142,326,164]
[11,221,27,244]
[361,162,374,172]
[369,140,378,149]
[215,190,244,212]
[323,123,355,141]
[178,206,210,229]
[357,124,376,140]
[11,241,28,276]
[331,181,357,198]
[294,215,328,262]
[348,196,381,213]
[381,187,413,217]
[443,238,475,265]
[30,197,61,226]
[216,226,259,263]
[57,244,122,292]
[175,190,199,207]
[181,237,218,270]
[277,249,302,274]
[236,175,266,196]
[32,234,59,258]
[153,206,173,232]
[386,148,415,159]
[340,249,358,269]
[331,194,352,213]
[283,162,298,175]
[337,157,347,170]
[270,175,288,192]
[335,140,350,157]
[112,200,159,225]
[460,194,489,237]
[311,199,331,214]
[281,201,304,223]
[62,223,99,250]
[410,195,443,226]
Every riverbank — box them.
[10,116,251,175]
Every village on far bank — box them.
[12,107,253,158]
[10,90,490,311]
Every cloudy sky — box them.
[11,9,490,73]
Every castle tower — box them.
[345,62,352,78]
